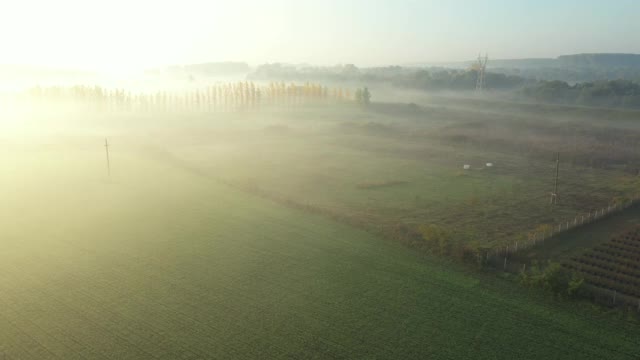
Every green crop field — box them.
[1,143,639,359]
[564,229,640,298]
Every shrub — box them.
[520,261,584,298]
[567,273,586,298]
[418,224,455,256]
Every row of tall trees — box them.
[21,81,356,113]
[354,87,371,105]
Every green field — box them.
[161,103,640,254]
[1,144,640,359]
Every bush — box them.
[418,224,456,256]
[520,261,584,298]
[567,273,586,298]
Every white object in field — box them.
[486,162,493,167]
[463,164,471,170]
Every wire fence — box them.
[485,195,640,310]
[487,195,640,263]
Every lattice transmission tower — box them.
[474,54,489,91]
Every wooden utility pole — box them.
[104,138,111,178]
[550,153,560,205]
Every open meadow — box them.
[1,138,640,359]
[157,100,640,258]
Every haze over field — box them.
[3,1,640,359]
[2,0,640,71]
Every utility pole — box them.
[550,153,559,205]
[104,138,111,178]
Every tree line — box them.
[19,82,362,113]
[249,63,640,109]
[521,79,640,109]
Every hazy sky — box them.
[1,0,639,71]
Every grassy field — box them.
[159,102,640,254]
[0,142,639,359]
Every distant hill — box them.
[408,54,640,83]
[491,54,640,69]
[167,62,250,76]
[500,54,640,82]
[557,53,640,68]
[410,53,640,70]
[487,58,558,68]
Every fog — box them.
[3,1,640,358]
[4,1,640,73]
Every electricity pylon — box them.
[475,54,489,91]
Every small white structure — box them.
[486,162,494,167]
[463,164,471,170]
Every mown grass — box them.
[1,144,639,359]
